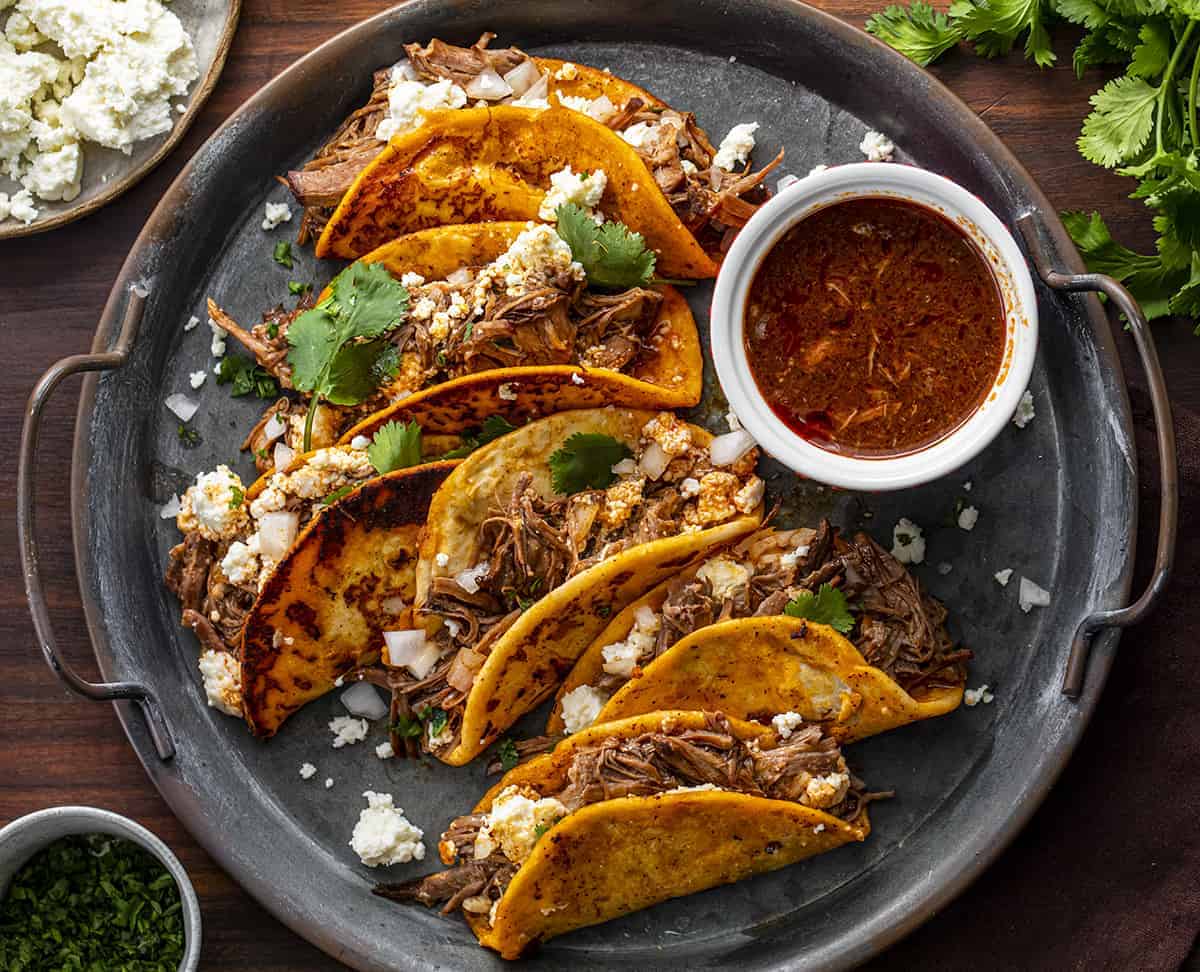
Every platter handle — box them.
[17,287,176,761]
[1017,213,1178,699]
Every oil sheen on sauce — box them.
[744,197,1006,457]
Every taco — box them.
[338,408,765,765]
[212,220,702,473]
[548,524,969,740]
[289,34,781,275]
[164,431,456,733]
[377,710,877,958]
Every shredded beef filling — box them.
[285,34,779,255]
[165,532,257,655]
[376,712,883,915]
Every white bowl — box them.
[711,162,1038,491]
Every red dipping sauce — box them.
[743,197,1006,457]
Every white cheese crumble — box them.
[299,762,317,780]
[1012,389,1036,428]
[472,786,566,865]
[375,741,395,759]
[184,314,199,331]
[600,605,660,678]
[556,93,594,114]
[713,121,759,170]
[994,568,1013,587]
[497,382,518,401]
[324,777,334,789]
[349,791,426,867]
[771,711,805,739]
[560,683,606,734]
[197,649,241,717]
[376,76,466,142]
[158,494,180,519]
[188,369,206,389]
[696,555,752,601]
[328,715,369,748]
[537,164,607,221]
[261,201,292,230]
[434,552,450,568]
[957,505,979,531]
[964,684,995,706]
[890,518,925,565]
[1018,576,1051,613]
[209,319,226,357]
[663,782,721,794]
[859,130,895,162]
[177,465,247,541]
[8,188,37,223]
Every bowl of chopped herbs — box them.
[0,806,201,971]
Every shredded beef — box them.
[404,33,526,86]
[166,533,215,614]
[378,712,880,916]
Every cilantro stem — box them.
[1189,39,1200,151]
[303,398,319,452]
[1157,22,1196,156]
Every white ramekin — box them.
[711,162,1038,491]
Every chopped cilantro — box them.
[321,484,353,506]
[177,424,201,447]
[255,446,269,461]
[440,415,518,460]
[426,707,449,737]
[497,737,520,771]
[555,203,656,289]
[216,354,279,399]
[266,322,279,339]
[273,241,293,268]
[228,485,244,509]
[783,583,855,634]
[391,715,423,738]
[288,280,312,295]
[548,432,632,494]
[286,262,409,450]
[367,420,423,475]
[596,603,613,619]
[533,822,551,840]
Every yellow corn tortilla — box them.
[331,222,702,438]
[241,461,457,736]
[316,105,719,278]
[550,613,963,741]
[418,409,764,765]
[466,711,869,959]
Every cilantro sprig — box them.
[548,432,632,494]
[497,737,520,771]
[287,262,409,450]
[367,420,423,474]
[555,203,657,289]
[866,0,1200,329]
[783,583,856,634]
[217,354,279,399]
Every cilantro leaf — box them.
[273,241,293,268]
[555,203,656,289]
[783,584,856,634]
[548,433,632,494]
[865,2,963,65]
[1078,75,1159,167]
[367,420,424,474]
[948,0,1056,67]
[321,484,353,506]
[286,262,409,450]
[288,280,312,295]
[426,707,449,737]
[391,715,423,738]
[216,354,280,399]
[1127,20,1171,78]
[497,738,520,771]
[440,415,518,459]
[1062,210,1183,318]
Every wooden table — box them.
[3,4,1196,969]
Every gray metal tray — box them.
[17,1,1177,968]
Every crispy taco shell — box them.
[328,222,702,439]
[469,712,869,958]
[241,461,457,736]
[551,611,963,741]
[419,409,763,765]
[316,105,719,278]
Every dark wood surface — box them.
[2,4,1196,969]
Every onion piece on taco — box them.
[548,524,969,740]
[376,710,879,959]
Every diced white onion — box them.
[273,442,295,471]
[263,413,287,443]
[383,629,441,679]
[350,435,371,450]
[446,645,485,693]
[518,73,549,103]
[466,67,512,101]
[611,458,638,476]
[446,267,473,286]
[710,429,757,467]
[503,60,541,96]
[165,394,199,422]
[587,94,616,121]
[454,563,489,594]
[341,682,389,720]
[1018,577,1052,613]
[638,441,670,480]
[775,173,800,193]
[634,604,658,629]
[258,511,299,560]
[381,595,407,615]
[158,494,181,519]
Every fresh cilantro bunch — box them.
[867,0,1200,326]
[555,203,657,289]
[287,262,409,450]
[548,432,633,494]
[784,583,856,634]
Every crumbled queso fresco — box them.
[0,0,199,223]
[329,715,369,749]
[350,791,426,867]
[538,164,607,221]
[890,517,925,565]
[197,648,241,716]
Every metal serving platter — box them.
[32,1,1173,968]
